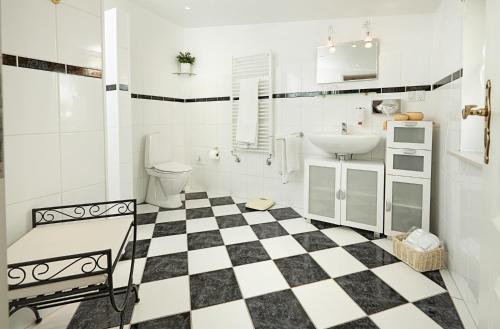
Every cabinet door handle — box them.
[402,149,417,155]
[340,190,346,200]
[385,200,392,212]
[403,121,418,127]
[336,190,340,200]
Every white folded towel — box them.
[285,136,301,173]
[404,229,440,252]
[236,78,260,145]
[279,136,302,184]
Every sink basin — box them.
[308,132,381,156]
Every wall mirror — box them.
[316,39,379,84]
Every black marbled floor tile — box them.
[310,219,339,230]
[190,268,242,309]
[343,242,400,269]
[152,221,186,238]
[121,239,150,261]
[414,293,464,329]
[422,270,447,289]
[293,231,338,252]
[68,293,135,329]
[237,202,258,213]
[141,252,188,283]
[329,317,379,328]
[210,196,234,206]
[246,289,315,329]
[188,230,224,250]
[335,270,407,315]
[269,207,302,220]
[159,201,185,211]
[226,240,271,266]
[351,228,384,240]
[186,207,214,219]
[274,254,329,287]
[251,222,288,239]
[185,192,208,200]
[137,212,157,225]
[131,312,190,329]
[216,214,248,229]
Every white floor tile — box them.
[19,304,79,329]
[131,276,190,324]
[212,204,241,216]
[156,210,187,223]
[137,203,159,214]
[220,226,258,245]
[234,260,289,298]
[261,235,307,259]
[370,303,442,329]
[372,262,446,302]
[113,258,146,288]
[187,217,218,233]
[191,300,254,329]
[372,238,395,255]
[293,280,366,328]
[321,227,369,246]
[136,224,154,240]
[279,218,317,235]
[148,234,187,257]
[188,246,232,275]
[242,211,276,225]
[186,199,211,209]
[310,247,367,278]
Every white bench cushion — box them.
[8,216,132,300]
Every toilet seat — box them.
[152,162,192,174]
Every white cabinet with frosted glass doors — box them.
[304,158,384,234]
[385,121,433,236]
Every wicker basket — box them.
[393,234,446,272]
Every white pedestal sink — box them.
[308,132,381,156]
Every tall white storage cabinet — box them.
[305,158,384,234]
[385,121,433,236]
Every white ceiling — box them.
[133,0,442,28]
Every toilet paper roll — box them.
[208,148,220,160]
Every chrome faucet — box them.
[341,122,347,135]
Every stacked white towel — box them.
[236,77,260,145]
[404,229,440,252]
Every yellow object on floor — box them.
[245,198,275,210]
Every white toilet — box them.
[144,133,192,208]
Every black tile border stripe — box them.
[127,69,462,103]
[2,53,102,79]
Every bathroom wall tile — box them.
[5,193,61,245]
[4,134,61,204]
[1,0,57,61]
[56,3,102,68]
[63,0,102,16]
[2,66,59,135]
[59,74,104,132]
[60,131,105,191]
[62,183,106,205]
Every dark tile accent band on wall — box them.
[406,85,432,92]
[67,65,102,78]
[2,54,17,66]
[433,68,462,90]
[119,84,129,91]
[18,56,65,73]
[2,53,103,79]
[106,84,117,91]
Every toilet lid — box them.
[154,162,192,173]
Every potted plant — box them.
[177,51,196,74]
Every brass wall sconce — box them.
[462,79,492,164]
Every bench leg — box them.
[10,306,42,324]
[133,285,140,303]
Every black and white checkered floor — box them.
[66,192,465,329]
